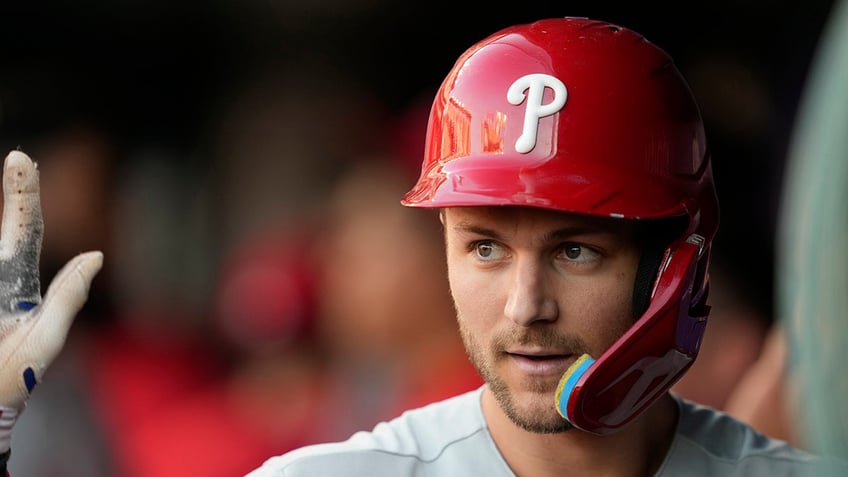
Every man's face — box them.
[443,206,641,433]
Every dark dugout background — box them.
[0,0,838,320]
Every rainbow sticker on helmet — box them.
[555,354,595,421]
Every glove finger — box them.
[35,251,104,352]
[0,150,43,307]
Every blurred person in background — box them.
[310,148,483,439]
[84,59,394,477]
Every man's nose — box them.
[503,258,558,326]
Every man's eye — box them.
[474,241,500,259]
[564,244,582,260]
[560,243,599,263]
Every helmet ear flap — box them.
[632,217,689,319]
[557,229,709,434]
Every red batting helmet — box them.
[402,17,719,435]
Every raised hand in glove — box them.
[0,150,103,457]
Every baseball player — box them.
[0,150,102,477]
[0,16,843,477]
[245,17,842,476]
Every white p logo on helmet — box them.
[507,73,568,153]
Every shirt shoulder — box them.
[659,395,842,476]
[245,385,513,477]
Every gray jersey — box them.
[246,386,834,476]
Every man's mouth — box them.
[512,353,562,360]
[506,352,573,375]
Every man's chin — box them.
[491,382,573,434]
[506,400,574,434]
[510,412,574,434]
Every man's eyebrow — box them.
[543,226,601,242]
[451,222,504,241]
[452,222,607,242]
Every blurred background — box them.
[0,1,841,475]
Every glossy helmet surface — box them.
[402,17,719,434]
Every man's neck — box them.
[482,388,679,477]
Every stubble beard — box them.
[458,319,575,434]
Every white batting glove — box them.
[0,150,103,454]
